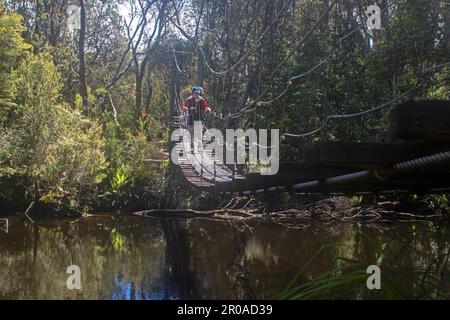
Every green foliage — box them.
[1,1,449,215]
[110,228,127,251]
[110,165,129,192]
[11,51,62,114]
[0,12,31,124]
[0,13,31,76]
[1,52,107,212]
[0,11,170,214]
[98,121,169,211]
[408,194,450,214]
[423,195,450,213]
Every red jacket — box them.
[182,95,209,111]
[182,95,209,124]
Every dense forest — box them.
[0,0,449,216]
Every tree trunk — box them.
[144,62,153,112]
[134,69,144,120]
[169,58,176,117]
[197,49,205,87]
[442,0,450,50]
[79,0,89,113]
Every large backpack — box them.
[186,96,204,124]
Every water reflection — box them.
[0,215,449,299]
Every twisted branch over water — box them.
[132,197,444,227]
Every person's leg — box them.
[193,121,203,153]
[187,124,194,152]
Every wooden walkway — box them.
[176,144,235,187]
[173,100,450,195]
[172,112,242,190]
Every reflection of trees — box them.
[160,219,197,299]
[0,217,166,299]
[0,216,449,299]
[186,221,346,299]
[229,228,255,299]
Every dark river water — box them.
[0,215,449,299]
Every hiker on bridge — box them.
[182,86,211,153]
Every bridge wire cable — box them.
[269,0,339,79]
[200,0,293,76]
[173,48,184,73]
[180,6,449,142]
[173,50,229,153]
[283,60,450,138]
[283,88,414,138]
[226,0,390,118]
[208,1,392,120]
[227,25,364,117]
[214,5,369,119]
[174,0,333,119]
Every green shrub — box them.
[98,121,168,210]
[0,12,31,126]
[0,53,107,213]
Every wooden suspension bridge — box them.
[171,99,450,196]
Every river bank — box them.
[2,192,450,222]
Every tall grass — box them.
[274,238,450,300]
